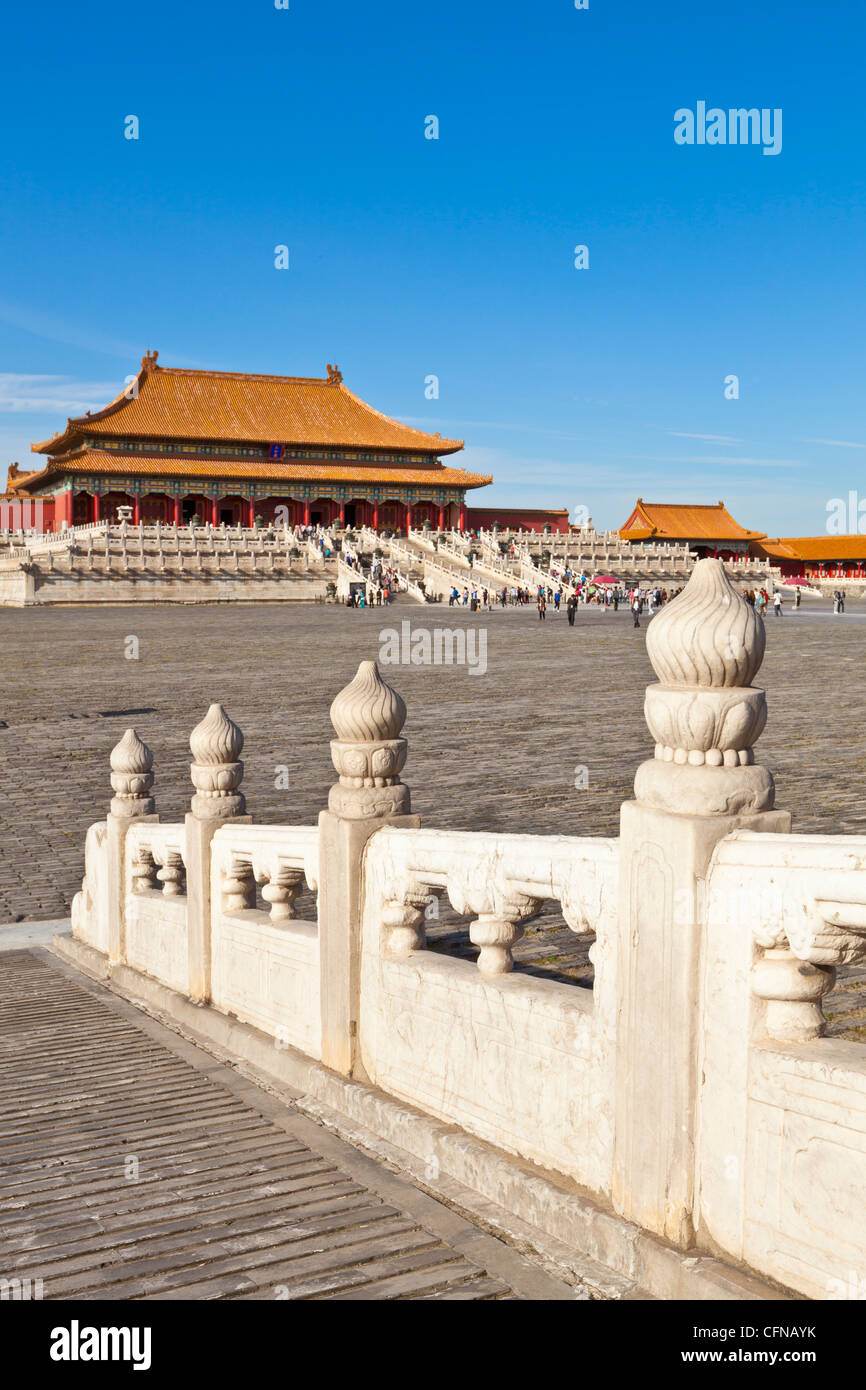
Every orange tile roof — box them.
[752,540,801,561]
[32,353,464,457]
[619,499,764,542]
[15,449,491,491]
[761,535,866,562]
[4,463,42,493]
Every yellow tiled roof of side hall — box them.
[32,355,465,456]
[620,499,765,541]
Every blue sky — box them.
[1,0,865,535]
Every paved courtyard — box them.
[1,596,864,1036]
[0,948,572,1300]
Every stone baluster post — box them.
[106,728,158,965]
[750,947,835,1042]
[185,703,251,1002]
[318,660,419,1077]
[612,559,790,1247]
[261,868,305,922]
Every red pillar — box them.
[92,493,100,523]
[133,495,141,525]
[304,502,311,526]
[405,503,413,535]
[211,498,219,527]
[248,498,256,528]
[458,503,466,531]
[339,501,345,526]
[372,502,379,530]
[173,495,181,526]
[55,488,73,528]
[438,505,445,530]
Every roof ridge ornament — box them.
[141,349,159,370]
[326,363,343,384]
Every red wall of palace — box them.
[465,507,571,534]
[1,495,56,530]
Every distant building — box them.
[465,506,570,534]
[753,536,866,581]
[619,499,766,559]
[5,353,491,532]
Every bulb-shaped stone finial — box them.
[329,661,406,743]
[190,703,244,764]
[637,558,776,815]
[328,660,410,820]
[646,558,764,689]
[189,703,245,820]
[109,728,155,818]
[110,727,153,775]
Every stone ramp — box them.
[0,950,572,1301]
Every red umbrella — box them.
[782,577,812,587]
[592,574,619,585]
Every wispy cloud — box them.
[803,437,866,450]
[623,454,803,468]
[0,299,147,361]
[0,374,124,414]
[667,432,742,444]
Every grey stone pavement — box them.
[0,947,575,1300]
[1,596,864,1038]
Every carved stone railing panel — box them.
[211,824,319,924]
[364,826,618,976]
[710,829,866,1042]
[126,822,187,897]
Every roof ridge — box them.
[155,367,332,385]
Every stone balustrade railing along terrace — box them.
[61,559,866,1301]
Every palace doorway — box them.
[218,495,245,526]
[183,495,208,525]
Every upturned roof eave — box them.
[12,448,491,491]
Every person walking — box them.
[794,588,801,610]
[773,592,783,618]
[537,592,547,621]
[632,595,641,628]
[567,593,576,626]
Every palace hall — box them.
[6,352,491,531]
[618,499,766,560]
